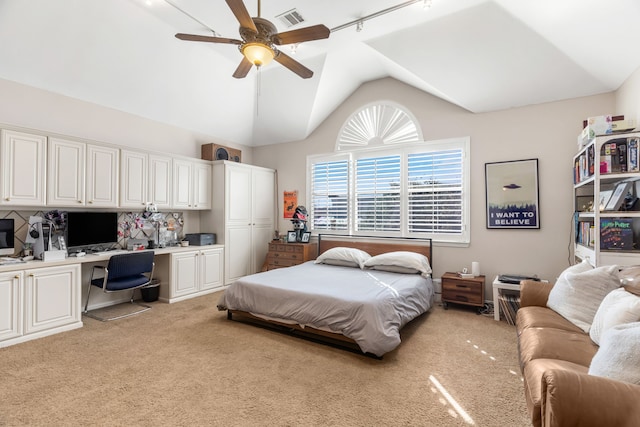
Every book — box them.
[600,218,635,250]
[619,142,628,172]
[629,138,639,172]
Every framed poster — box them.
[283,191,298,218]
[485,159,540,229]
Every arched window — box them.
[336,102,423,151]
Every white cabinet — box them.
[0,129,47,206]
[86,144,119,207]
[163,247,224,302]
[0,271,22,342]
[120,149,147,209]
[0,264,82,348]
[149,154,172,210]
[203,162,275,284]
[47,138,119,207]
[47,137,85,207]
[173,159,212,210]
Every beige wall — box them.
[0,78,250,161]
[253,77,616,295]
[616,66,640,124]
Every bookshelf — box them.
[573,131,640,266]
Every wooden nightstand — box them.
[266,242,317,270]
[441,272,485,313]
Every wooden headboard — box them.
[317,234,432,267]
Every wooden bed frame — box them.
[227,234,433,357]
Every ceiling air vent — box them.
[276,9,305,28]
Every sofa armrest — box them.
[520,280,554,308]
[541,369,640,427]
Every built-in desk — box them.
[0,245,224,349]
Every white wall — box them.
[0,77,251,161]
[252,77,616,296]
[616,66,640,123]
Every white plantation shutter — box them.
[407,149,464,234]
[310,159,349,231]
[307,137,469,244]
[355,155,401,231]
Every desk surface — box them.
[0,244,224,273]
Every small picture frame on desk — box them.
[300,232,311,243]
[287,231,297,243]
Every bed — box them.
[217,235,434,357]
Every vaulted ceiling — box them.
[0,0,639,147]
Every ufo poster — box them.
[485,158,539,229]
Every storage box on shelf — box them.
[573,131,640,266]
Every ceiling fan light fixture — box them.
[242,42,275,67]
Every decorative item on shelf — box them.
[290,205,308,242]
[604,182,632,211]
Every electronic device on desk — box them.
[498,274,541,284]
[0,218,15,256]
[66,211,118,253]
[185,233,216,246]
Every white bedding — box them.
[217,261,434,356]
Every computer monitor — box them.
[66,212,118,251]
[0,218,15,256]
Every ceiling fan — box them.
[175,0,330,79]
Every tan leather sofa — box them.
[515,280,640,427]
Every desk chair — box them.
[83,251,155,321]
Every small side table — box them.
[441,272,485,313]
[492,276,521,321]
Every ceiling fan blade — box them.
[274,51,313,79]
[273,25,330,45]
[225,0,258,33]
[232,57,253,79]
[175,33,242,45]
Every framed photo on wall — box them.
[485,158,540,229]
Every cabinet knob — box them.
[14,275,20,279]
[78,200,82,203]
[4,197,9,201]
[88,200,93,204]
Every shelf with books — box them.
[573,131,640,266]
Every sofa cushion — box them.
[523,358,588,427]
[518,327,598,370]
[589,322,640,385]
[589,288,640,345]
[516,306,584,336]
[547,265,620,333]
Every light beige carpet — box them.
[0,292,530,426]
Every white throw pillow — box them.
[314,247,371,268]
[589,288,640,345]
[363,251,432,277]
[547,265,620,333]
[589,322,640,385]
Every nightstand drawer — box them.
[441,272,485,309]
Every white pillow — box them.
[547,265,620,333]
[589,322,640,384]
[589,288,640,344]
[314,247,371,268]
[556,259,594,281]
[363,251,432,277]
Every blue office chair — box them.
[83,251,155,321]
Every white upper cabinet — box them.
[120,149,148,209]
[86,144,119,207]
[173,159,211,210]
[149,154,172,210]
[0,130,47,206]
[47,138,86,207]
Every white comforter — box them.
[217,261,434,356]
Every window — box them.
[307,137,470,244]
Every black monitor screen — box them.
[0,218,15,255]
[66,212,118,249]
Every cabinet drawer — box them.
[268,252,303,261]
[442,279,483,305]
[269,243,288,252]
[268,259,300,268]
[285,245,303,253]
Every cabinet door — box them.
[199,248,223,290]
[47,138,86,207]
[193,162,212,210]
[225,164,252,224]
[0,271,22,341]
[171,251,199,297]
[24,265,80,334]
[149,154,172,209]
[252,224,273,273]
[225,225,252,283]
[86,144,119,207]
[120,149,148,209]
[0,129,46,206]
[173,159,193,209]
[252,168,275,225]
